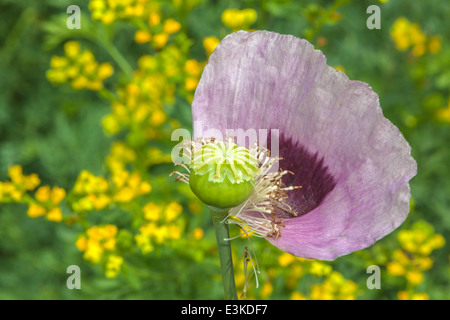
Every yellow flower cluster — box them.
[276,253,358,300]
[89,0,182,48]
[135,201,183,254]
[277,254,308,290]
[104,137,172,172]
[105,254,124,278]
[192,227,204,240]
[0,165,40,202]
[183,59,205,102]
[135,16,182,49]
[102,54,175,137]
[309,271,358,300]
[397,291,429,300]
[309,261,333,277]
[221,8,257,31]
[0,165,62,221]
[72,170,111,212]
[89,0,159,25]
[71,168,151,211]
[106,141,137,174]
[387,220,445,286]
[46,41,114,91]
[76,224,118,264]
[112,170,152,202]
[27,185,66,222]
[391,17,442,57]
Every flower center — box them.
[188,138,259,209]
[171,137,301,238]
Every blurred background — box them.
[0,0,448,300]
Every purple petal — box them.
[192,31,417,260]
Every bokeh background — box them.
[0,0,448,300]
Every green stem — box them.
[210,209,238,300]
[103,41,134,78]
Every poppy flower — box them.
[185,30,417,261]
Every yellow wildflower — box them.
[149,109,166,126]
[143,202,162,221]
[193,228,204,240]
[140,222,157,237]
[50,187,66,205]
[71,76,90,90]
[27,203,47,218]
[278,252,295,267]
[102,114,121,135]
[164,202,182,222]
[105,255,124,278]
[47,207,63,222]
[309,261,332,277]
[97,194,112,210]
[149,12,160,26]
[153,33,169,48]
[260,282,273,298]
[310,271,357,300]
[8,165,24,184]
[35,185,51,203]
[23,173,40,190]
[73,170,109,194]
[221,8,257,31]
[185,77,199,91]
[79,224,118,264]
[84,242,104,264]
[185,59,203,76]
[406,270,424,285]
[135,30,152,44]
[290,292,308,300]
[390,17,441,57]
[437,98,450,122]
[387,260,405,276]
[391,17,411,51]
[398,291,429,300]
[412,43,426,57]
[76,236,88,251]
[168,225,181,240]
[50,56,68,69]
[163,19,181,34]
[153,225,168,243]
[98,63,114,79]
[47,42,113,91]
[135,233,153,254]
[64,41,81,58]
[428,36,442,54]
[203,36,220,56]
[46,69,67,83]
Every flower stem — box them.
[210,208,238,300]
[101,40,134,78]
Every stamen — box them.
[227,144,301,239]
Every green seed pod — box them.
[189,140,259,209]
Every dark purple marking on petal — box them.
[270,134,337,218]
